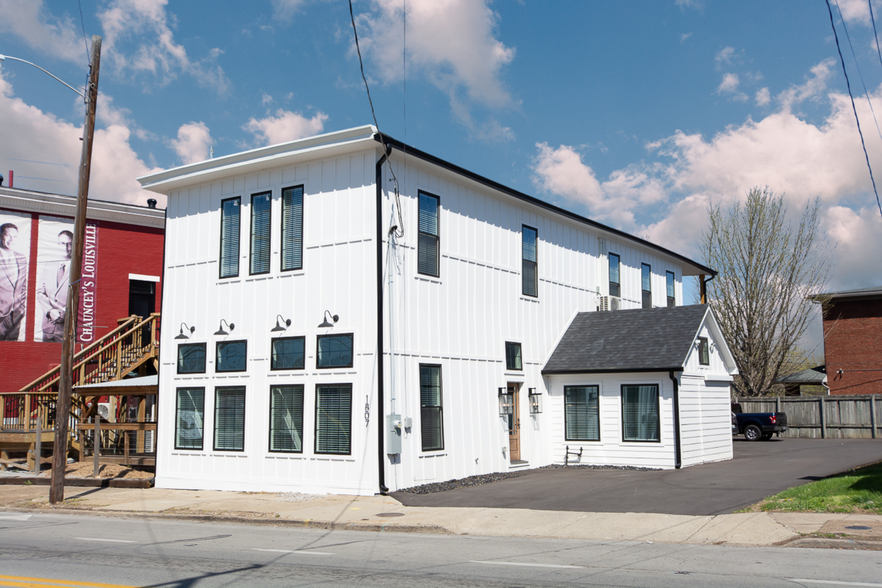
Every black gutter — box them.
[373,134,716,278]
[542,367,684,376]
[375,143,390,495]
[669,370,682,469]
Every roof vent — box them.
[600,295,621,312]
[147,198,157,209]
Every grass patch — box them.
[751,461,882,514]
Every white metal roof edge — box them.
[74,375,158,389]
[0,187,165,229]
[138,125,379,193]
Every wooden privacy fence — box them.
[735,395,881,439]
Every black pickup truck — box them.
[731,403,788,441]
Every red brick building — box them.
[0,186,164,392]
[815,286,882,396]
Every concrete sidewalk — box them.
[2,485,881,549]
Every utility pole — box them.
[50,35,101,505]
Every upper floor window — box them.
[522,225,538,297]
[641,263,652,309]
[216,340,247,372]
[505,342,523,371]
[317,334,354,369]
[250,191,271,275]
[177,343,206,374]
[698,337,710,365]
[281,185,304,272]
[666,271,675,308]
[418,191,440,277]
[609,253,620,298]
[219,197,240,279]
[271,336,305,370]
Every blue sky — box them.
[1,0,881,349]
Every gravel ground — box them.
[398,464,659,494]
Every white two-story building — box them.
[139,125,737,495]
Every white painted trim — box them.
[0,187,165,228]
[129,273,161,282]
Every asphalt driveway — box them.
[391,437,882,516]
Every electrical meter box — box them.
[386,413,402,455]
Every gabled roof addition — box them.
[542,305,710,374]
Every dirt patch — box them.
[39,462,154,480]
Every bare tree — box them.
[701,187,832,397]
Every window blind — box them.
[175,388,204,450]
[418,192,439,277]
[250,192,271,274]
[565,386,599,441]
[522,226,538,297]
[315,385,351,454]
[281,186,303,271]
[505,342,522,371]
[622,384,659,442]
[220,198,240,278]
[214,387,245,451]
[270,385,303,452]
[420,365,443,451]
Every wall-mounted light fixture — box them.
[271,315,291,333]
[318,310,339,328]
[214,319,235,336]
[498,386,513,416]
[528,387,542,414]
[174,323,195,340]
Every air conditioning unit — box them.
[97,403,113,422]
[600,295,621,311]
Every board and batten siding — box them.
[157,149,385,494]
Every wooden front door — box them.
[507,383,520,461]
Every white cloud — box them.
[715,47,737,68]
[170,121,212,165]
[0,69,162,207]
[824,204,882,288]
[777,59,835,112]
[98,0,230,93]
[836,0,873,25]
[676,0,703,8]
[0,0,85,64]
[272,0,309,20]
[243,109,328,146]
[358,0,515,130]
[756,87,771,106]
[680,32,693,43]
[716,73,748,102]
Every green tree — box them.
[701,187,832,397]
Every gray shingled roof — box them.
[542,305,709,374]
[776,366,826,385]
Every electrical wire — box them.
[826,0,882,218]
[78,0,91,66]
[869,0,882,71]
[834,1,882,146]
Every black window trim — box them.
[213,385,246,452]
[219,196,241,279]
[609,252,620,298]
[174,386,205,451]
[281,183,305,273]
[522,224,538,298]
[314,383,353,455]
[270,336,306,371]
[249,190,272,276]
[419,363,445,452]
[666,270,676,308]
[564,384,601,442]
[417,190,441,278]
[268,383,305,454]
[176,342,207,374]
[621,383,661,444]
[216,339,248,373]
[641,262,652,309]
[316,333,355,369]
[504,341,523,371]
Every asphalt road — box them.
[392,437,882,515]
[2,512,881,588]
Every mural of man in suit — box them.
[37,230,73,343]
[0,223,28,341]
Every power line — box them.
[78,0,91,66]
[834,0,882,146]
[825,0,882,218]
[869,0,882,70]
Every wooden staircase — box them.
[0,314,160,469]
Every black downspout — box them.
[376,143,390,494]
[669,370,682,469]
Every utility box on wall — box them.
[386,413,402,455]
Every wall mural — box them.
[0,210,32,342]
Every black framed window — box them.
[175,387,204,450]
[269,385,304,452]
[609,253,620,297]
[666,271,675,308]
[177,343,206,374]
[317,334,353,368]
[698,337,710,365]
[622,384,660,442]
[522,225,538,297]
[220,197,240,278]
[214,387,246,451]
[420,365,444,451]
[281,185,303,271]
[271,337,305,370]
[315,384,352,454]
[217,340,247,372]
[505,342,522,371]
[565,385,599,442]
[641,263,652,309]
[250,191,271,275]
[418,191,440,277]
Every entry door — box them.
[128,280,156,318]
[507,383,520,461]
